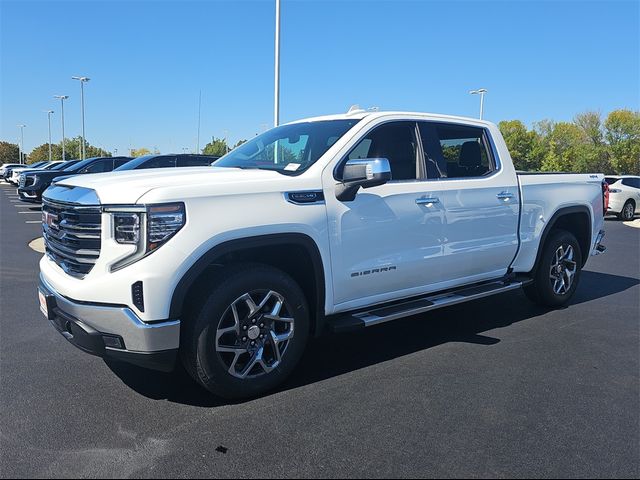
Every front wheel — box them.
[181,263,310,400]
[524,229,582,307]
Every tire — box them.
[523,229,582,307]
[618,200,635,221]
[181,263,310,400]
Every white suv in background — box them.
[605,176,640,221]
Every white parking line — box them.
[19,211,41,214]
[25,221,42,224]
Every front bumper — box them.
[17,187,41,203]
[39,274,180,371]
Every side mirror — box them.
[337,158,392,201]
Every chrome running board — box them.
[328,278,532,333]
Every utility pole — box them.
[54,95,69,160]
[72,76,90,159]
[469,88,488,120]
[274,0,281,127]
[44,110,54,161]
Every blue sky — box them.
[1,0,638,155]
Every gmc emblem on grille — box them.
[43,211,59,229]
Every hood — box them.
[53,167,299,204]
[23,168,68,177]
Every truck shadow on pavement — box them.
[105,269,639,407]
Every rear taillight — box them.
[602,180,610,214]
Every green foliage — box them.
[202,137,229,157]
[604,109,640,175]
[499,109,639,174]
[131,148,151,157]
[498,120,538,170]
[60,136,111,159]
[0,141,20,164]
[28,143,63,163]
[233,139,247,149]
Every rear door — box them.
[418,121,520,285]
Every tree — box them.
[575,111,604,145]
[0,141,20,164]
[60,137,110,159]
[604,109,640,175]
[498,120,537,170]
[28,143,64,163]
[540,122,588,172]
[233,139,247,149]
[131,148,151,157]
[202,137,229,157]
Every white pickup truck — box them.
[38,110,607,399]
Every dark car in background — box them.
[114,153,219,171]
[17,156,132,203]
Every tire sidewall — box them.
[191,264,310,399]
[622,201,635,221]
[534,230,582,307]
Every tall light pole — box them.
[469,88,487,120]
[17,124,26,164]
[54,95,69,160]
[72,76,90,159]
[274,0,281,127]
[44,110,54,161]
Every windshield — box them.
[48,161,73,171]
[28,161,49,169]
[213,119,361,174]
[62,158,99,172]
[115,155,158,171]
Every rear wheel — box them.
[524,229,582,307]
[181,263,310,400]
[618,200,635,221]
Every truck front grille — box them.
[18,175,26,188]
[42,200,102,278]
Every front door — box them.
[324,121,447,311]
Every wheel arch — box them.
[169,233,327,336]
[532,205,592,273]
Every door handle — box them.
[416,197,440,206]
[496,192,515,201]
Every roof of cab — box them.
[287,109,495,128]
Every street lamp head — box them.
[469,88,488,95]
[17,124,26,128]
[54,95,69,100]
[72,76,90,82]
[44,110,54,114]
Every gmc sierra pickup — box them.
[38,110,607,399]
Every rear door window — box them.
[419,122,496,179]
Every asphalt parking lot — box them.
[0,182,638,479]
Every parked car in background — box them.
[605,175,640,221]
[114,154,220,171]
[1,162,46,179]
[39,110,607,399]
[18,157,132,203]
[3,161,53,183]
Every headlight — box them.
[109,202,185,271]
